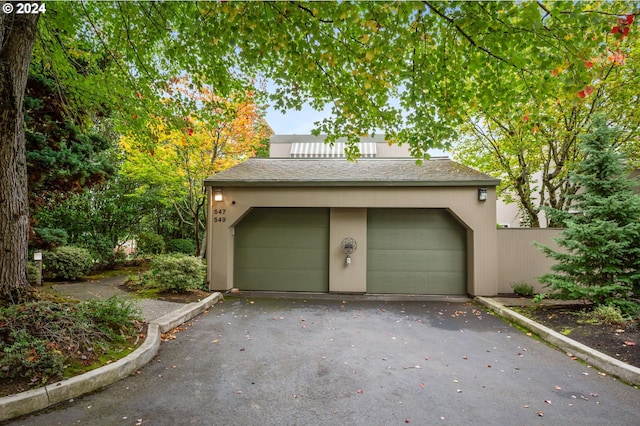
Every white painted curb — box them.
[475,296,640,386]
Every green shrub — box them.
[0,298,141,382]
[43,246,93,280]
[511,282,535,297]
[34,227,68,249]
[26,261,40,285]
[82,234,121,267]
[166,238,196,255]
[144,254,205,293]
[586,305,626,326]
[136,232,165,255]
[78,297,142,340]
[1,329,65,381]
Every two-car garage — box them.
[233,207,467,295]
[205,157,500,297]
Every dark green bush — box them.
[166,239,195,255]
[34,227,68,249]
[511,282,534,297]
[78,297,142,338]
[26,261,40,285]
[43,246,93,280]
[136,232,165,255]
[82,234,121,267]
[0,298,141,382]
[143,254,205,293]
[1,329,65,382]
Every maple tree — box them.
[1,1,638,299]
[454,12,639,227]
[120,79,271,255]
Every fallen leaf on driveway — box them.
[624,341,636,346]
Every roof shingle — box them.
[205,158,499,187]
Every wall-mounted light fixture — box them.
[478,187,488,202]
[214,188,223,202]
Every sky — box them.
[264,103,332,135]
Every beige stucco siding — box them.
[206,186,498,296]
[329,208,367,293]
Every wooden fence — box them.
[497,228,563,294]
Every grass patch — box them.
[84,265,149,281]
[61,337,141,379]
[511,282,535,297]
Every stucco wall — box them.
[497,228,563,293]
[206,185,499,296]
[329,208,367,293]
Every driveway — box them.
[8,297,640,425]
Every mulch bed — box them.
[514,304,639,369]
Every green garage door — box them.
[234,208,329,292]
[367,209,467,295]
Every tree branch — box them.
[423,1,522,70]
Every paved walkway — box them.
[49,275,185,322]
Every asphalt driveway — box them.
[8,297,640,426]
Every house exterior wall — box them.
[206,185,499,296]
[497,228,563,293]
[373,143,412,158]
[269,142,291,158]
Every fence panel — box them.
[497,228,563,294]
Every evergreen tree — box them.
[537,116,640,313]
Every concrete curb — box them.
[475,296,640,386]
[0,292,224,422]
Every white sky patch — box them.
[265,103,333,134]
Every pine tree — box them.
[537,116,640,314]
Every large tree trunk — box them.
[0,9,40,302]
